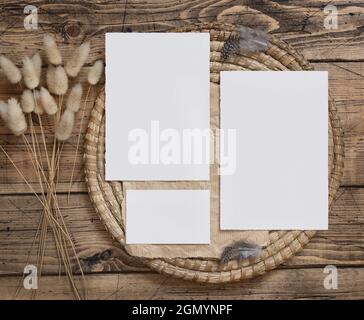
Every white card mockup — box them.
[220,71,328,230]
[105,33,210,181]
[125,190,210,244]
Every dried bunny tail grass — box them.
[22,56,39,89]
[88,60,104,85]
[6,98,27,136]
[47,65,68,95]
[31,53,42,81]
[66,83,83,113]
[43,34,62,65]
[54,66,69,95]
[0,55,22,84]
[40,87,58,115]
[55,109,74,141]
[33,90,44,115]
[21,89,35,113]
[65,42,90,78]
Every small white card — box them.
[105,33,210,181]
[126,190,210,244]
[220,71,328,230]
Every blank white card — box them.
[220,71,328,230]
[105,33,210,181]
[126,190,210,244]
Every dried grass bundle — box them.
[31,53,42,81]
[5,98,27,136]
[55,109,74,141]
[43,34,62,65]
[47,65,68,95]
[33,90,44,115]
[68,57,104,201]
[40,87,58,115]
[66,84,83,113]
[0,55,22,84]
[22,56,39,89]
[21,89,35,113]
[65,42,90,78]
[1,36,88,300]
[88,60,104,85]
[66,83,83,113]
[67,59,101,200]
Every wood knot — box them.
[61,20,83,41]
[76,249,113,273]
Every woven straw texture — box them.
[84,23,345,283]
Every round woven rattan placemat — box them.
[84,23,345,283]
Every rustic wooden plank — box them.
[313,62,364,186]
[0,1,363,62]
[0,187,363,275]
[1,267,363,300]
[0,193,146,275]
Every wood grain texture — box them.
[0,0,363,62]
[0,0,363,299]
[0,193,146,275]
[0,188,363,275]
[2,268,364,300]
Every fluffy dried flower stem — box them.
[67,84,91,200]
[55,109,74,141]
[22,56,39,89]
[88,60,104,85]
[1,38,86,301]
[32,90,51,169]
[65,42,90,78]
[21,90,35,113]
[27,113,39,165]
[26,108,53,217]
[31,53,42,82]
[32,90,44,115]
[43,34,62,65]
[6,98,27,136]
[47,66,68,96]
[21,133,51,194]
[0,55,22,84]
[40,87,58,115]
[66,84,83,113]
[37,113,50,169]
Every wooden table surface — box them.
[0,0,363,300]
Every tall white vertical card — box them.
[105,33,210,181]
[220,71,328,230]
